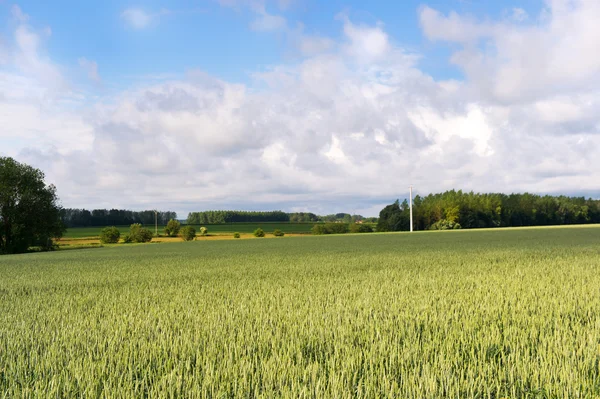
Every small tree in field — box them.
[253,228,265,238]
[123,223,153,243]
[164,219,181,237]
[100,226,121,244]
[181,226,196,241]
[233,232,241,239]
[273,229,285,237]
[199,226,208,236]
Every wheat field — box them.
[1,226,600,397]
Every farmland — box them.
[1,226,600,397]
[62,222,317,238]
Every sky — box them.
[1,0,599,217]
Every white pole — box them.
[409,186,413,232]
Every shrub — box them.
[181,226,196,241]
[126,223,153,243]
[199,227,208,236]
[100,226,121,244]
[233,232,241,239]
[164,219,181,237]
[429,219,462,230]
[312,223,350,235]
[311,224,327,235]
[273,229,285,237]
[253,228,265,238]
[349,223,374,233]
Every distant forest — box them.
[61,209,374,228]
[186,211,376,224]
[61,209,178,228]
[378,191,600,231]
[61,191,599,230]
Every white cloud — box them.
[420,1,600,102]
[511,7,528,22]
[250,10,287,31]
[121,8,153,29]
[11,5,29,22]
[2,8,600,215]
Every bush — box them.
[181,226,196,241]
[126,223,153,243]
[199,226,208,236]
[429,219,462,231]
[164,219,181,237]
[311,223,350,235]
[349,223,374,233]
[273,229,285,237]
[253,228,265,238]
[99,226,121,244]
[233,232,241,239]
[311,224,327,235]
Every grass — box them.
[63,222,318,238]
[1,226,600,397]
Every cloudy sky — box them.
[1,0,599,217]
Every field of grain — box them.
[1,226,600,397]
[63,222,317,238]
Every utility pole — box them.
[409,186,413,232]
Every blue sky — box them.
[1,0,599,216]
[0,0,542,84]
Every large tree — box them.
[0,157,65,254]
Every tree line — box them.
[378,190,600,232]
[186,211,374,224]
[61,209,177,228]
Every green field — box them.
[63,222,318,238]
[2,226,600,397]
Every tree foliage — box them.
[181,226,196,241]
[349,223,374,233]
[164,219,181,237]
[378,190,600,232]
[61,209,177,228]
[123,223,153,243]
[187,211,289,224]
[99,226,121,244]
[253,228,265,238]
[311,223,350,235]
[273,229,285,237]
[0,157,65,254]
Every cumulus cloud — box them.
[420,0,600,103]
[2,4,600,215]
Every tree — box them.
[273,229,285,237]
[100,226,121,244]
[164,219,181,237]
[0,157,65,254]
[377,200,409,232]
[123,223,153,243]
[181,226,196,241]
[253,228,265,237]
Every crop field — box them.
[63,222,317,238]
[1,226,600,397]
